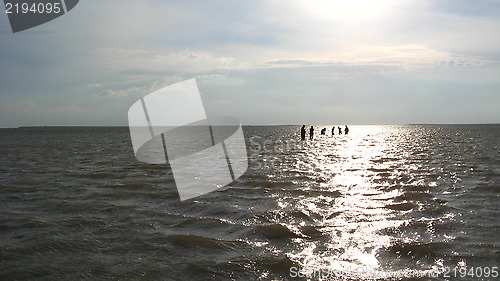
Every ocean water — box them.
[1,125,499,280]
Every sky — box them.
[0,0,499,127]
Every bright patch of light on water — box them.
[282,126,418,274]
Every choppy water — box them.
[1,125,499,280]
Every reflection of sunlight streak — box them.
[286,126,418,274]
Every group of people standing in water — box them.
[300,125,349,140]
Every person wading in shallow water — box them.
[338,126,342,135]
[300,125,306,140]
[344,125,349,135]
[309,126,314,140]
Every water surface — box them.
[1,125,499,280]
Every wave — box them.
[382,241,449,260]
[475,184,500,193]
[254,223,300,239]
[165,234,230,250]
[384,202,418,211]
[82,171,119,179]
[397,191,434,201]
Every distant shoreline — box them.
[2,123,499,129]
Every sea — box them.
[1,125,499,280]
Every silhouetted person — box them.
[344,125,349,135]
[332,127,335,135]
[309,126,314,140]
[321,128,326,135]
[300,125,306,140]
[338,126,342,135]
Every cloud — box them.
[152,51,235,71]
[79,48,236,77]
[256,45,487,70]
[97,89,128,98]
[96,76,186,98]
[86,83,103,88]
[428,0,500,18]
[81,43,491,84]
[240,45,493,84]
[196,74,244,85]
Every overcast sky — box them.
[1,0,499,127]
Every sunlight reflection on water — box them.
[283,126,431,275]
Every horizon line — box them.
[2,123,500,129]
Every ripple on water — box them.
[1,125,499,279]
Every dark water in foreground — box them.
[1,125,499,280]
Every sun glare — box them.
[303,0,396,22]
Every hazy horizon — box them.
[3,123,500,129]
